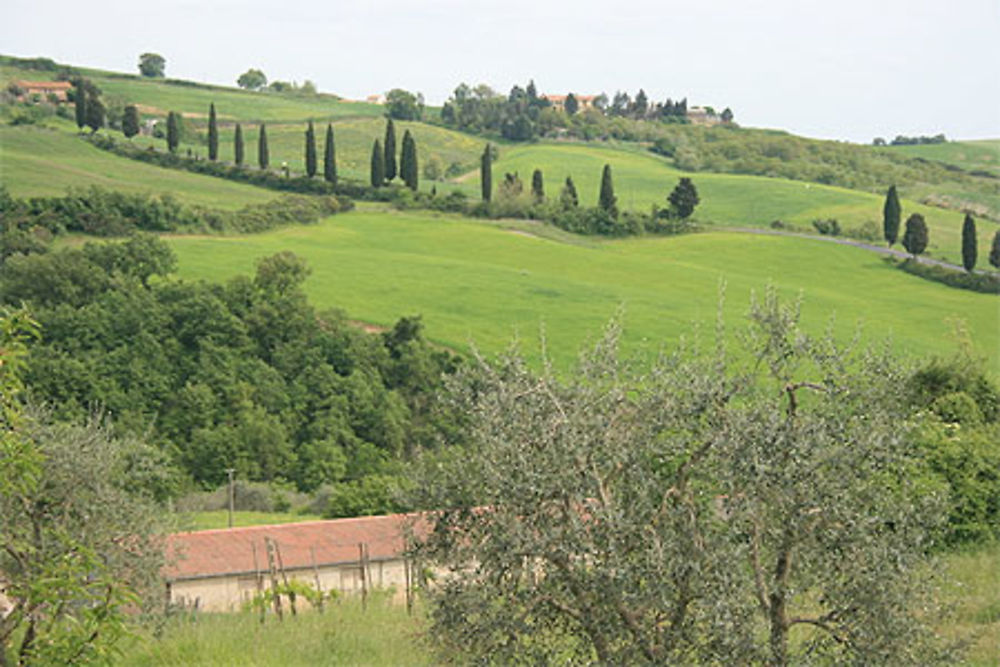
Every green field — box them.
[470,142,1000,265]
[0,122,275,208]
[0,61,384,124]
[179,511,323,532]
[884,139,1000,177]
[166,206,999,375]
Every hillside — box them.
[166,206,1000,374]
[883,139,1000,178]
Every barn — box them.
[164,513,421,612]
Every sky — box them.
[3,0,998,143]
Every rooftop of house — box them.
[543,94,597,102]
[13,80,73,90]
[165,513,424,581]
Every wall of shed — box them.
[169,558,409,612]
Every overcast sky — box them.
[3,0,997,142]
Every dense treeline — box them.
[0,238,459,507]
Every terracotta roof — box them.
[165,513,424,581]
[542,94,596,102]
[14,80,73,90]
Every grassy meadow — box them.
[178,511,323,532]
[0,122,275,208]
[883,139,1000,177]
[166,205,999,375]
[469,142,999,265]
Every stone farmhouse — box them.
[686,106,721,126]
[9,80,73,102]
[543,93,598,112]
[165,513,422,612]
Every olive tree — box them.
[408,290,957,665]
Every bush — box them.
[892,257,1000,295]
[811,218,841,235]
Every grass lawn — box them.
[944,545,1000,665]
[178,511,324,532]
[166,207,999,375]
[470,142,999,266]
[883,139,1000,178]
[0,122,274,209]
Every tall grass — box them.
[121,596,430,666]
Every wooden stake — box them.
[252,542,265,624]
[265,537,283,621]
[310,546,324,613]
[359,542,368,610]
[274,541,297,617]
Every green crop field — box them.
[465,142,1000,265]
[883,139,1000,177]
[179,511,324,532]
[0,122,274,208]
[166,206,999,375]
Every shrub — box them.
[811,218,841,235]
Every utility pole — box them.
[226,468,236,529]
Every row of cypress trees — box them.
[369,118,419,190]
[883,185,998,271]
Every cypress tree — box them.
[234,123,244,166]
[324,124,337,185]
[122,104,140,139]
[401,130,418,191]
[371,139,385,187]
[961,213,977,272]
[85,96,105,133]
[883,185,901,246]
[901,213,928,258]
[481,144,492,202]
[258,124,269,169]
[208,103,219,161]
[166,111,180,153]
[599,164,618,218]
[384,118,398,181]
[990,230,1000,269]
[531,169,544,201]
[561,176,579,209]
[305,120,317,178]
[668,177,700,219]
[73,81,87,130]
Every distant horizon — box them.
[2,0,997,144]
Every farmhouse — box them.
[686,106,721,126]
[543,93,598,112]
[10,80,73,101]
[165,514,420,612]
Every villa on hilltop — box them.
[9,80,72,101]
[543,93,598,112]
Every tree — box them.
[668,177,700,219]
[990,230,1000,269]
[138,52,165,78]
[902,213,929,258]
[371,139,385,187]
[208,103,219,161]
[234,123,245,166]
[408,291,957,665]
[0,310,171,665]
[564,93,579,116]
[561,176,579,208]
[400,129,418,191]
[961,214,977,272]
[85,95,105,133]
[480,144,492,202]
[122,104,140,139]
[258,123,269,169]
[73,80,87,130]
[304,120,317,178]
[385,88,424,120]
[633,88,649,117]
[598,164,618,218]
[531,169,544,202]
[384,118,398,181]
[324,124,337,185]
[166,111,181,153]
[720,107,734,123]
[883,185,901,246]
[236,68,267,90]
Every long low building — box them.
[165,513,420,612]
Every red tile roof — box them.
[14,80,73,90]
[165,513,423,581]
